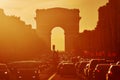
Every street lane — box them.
[48,73,79,80]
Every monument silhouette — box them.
[35,8,81,54]
[0,0,120,62]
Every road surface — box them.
[48,73,79,80]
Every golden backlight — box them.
[0,0,108,32]
[0,0,108,52]
[51,27,65,51]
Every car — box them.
[58,62,76,77]
[93,64,111,80]
[77,61,89,79]
[84,63,90,77]
[106,65,120,80]
[87,59,106,80]
[57,61,71,74]
[0,63,11,80]
[77,61,89,75]
[8,60,41,80]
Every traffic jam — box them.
[0,57,120,80]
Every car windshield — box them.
[111,66,120,74]
[97,65,110,71]
[90,59,105,69]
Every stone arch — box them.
[35,8,80,53]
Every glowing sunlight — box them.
[0,0,8,6]
[51,27,65,51]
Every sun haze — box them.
[0,0,108,51]
[51,27,65,51]
[0,0,108,32]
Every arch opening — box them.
[51,27,65,51]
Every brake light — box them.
[17,71,20,74]
[108,71,112,75]
[97,70,100,72]
[4,71,8,74]
[60,67,63,69]
[18,76,22,78]
[34,71,37,73]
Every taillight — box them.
[60,67,63,69]
[17,71,20,74]
[34,70,37,73]
[108,71,112,75]
[4,71,8,74]
[97,70,100,73]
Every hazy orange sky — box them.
[0,0,108,32]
